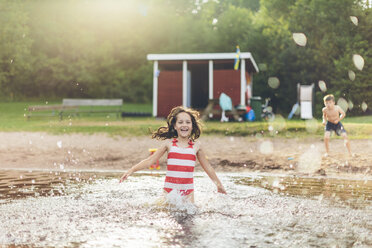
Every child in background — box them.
[322,94,352,157]
[119,106,226,203]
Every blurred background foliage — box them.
[0,0,371,117]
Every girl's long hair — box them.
[152,106,202,141]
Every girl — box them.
[119,106,226,203]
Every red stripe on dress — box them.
[164,188,172,193]
[167,164,195,172]
[164,188,194,196]
[168,152,196,161]
[165,177,194,184]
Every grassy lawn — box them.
[0,101,371,139]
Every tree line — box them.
[0,0,371,116]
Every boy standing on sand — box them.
[322,94,352,157]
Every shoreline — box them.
[0,167,371,181]
[1,132,371,180]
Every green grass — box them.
[0,101,371,139]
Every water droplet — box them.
[305,119,319,133]
[292,33,307,46]
[348,100,354,110]
[29,140,32,145]
[60,164,64,170]
[350,16,358,26]
[268,77,280,89]
[361,101,368,112]
[272,180,280,188]
[268,115,286,133]
[258,63,267,71]
[353,54,364,71]
[212,18,218,25]
[337,97,349,112]
[348,70,356,81]
[259,140,274,154]
[31,179,35,184]
[57,141,62,148]
[318,80,327,92]
[298,146,321,173]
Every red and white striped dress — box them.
[164,138,196,196]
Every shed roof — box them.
[147,52,259,73]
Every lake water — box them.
[0,169,371,247]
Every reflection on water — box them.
[236,175,372,209]
[0,169,372,247]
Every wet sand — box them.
[0,132,371,179]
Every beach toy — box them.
[149,148,160,169]
[246,109,255,121]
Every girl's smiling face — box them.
[174,112,193,139]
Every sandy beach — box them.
[1,132,371,179]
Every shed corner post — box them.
[240,59,246,105]
[208,60,214,118]
[152,60,159,117]
[182,60,188,107]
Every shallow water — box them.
[0,169,372,248]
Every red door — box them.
[213,70,241,106]
[157,71,183,118]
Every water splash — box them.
[1,171,372,247]
[348,70,356,81]
[337,97,349,112]
[348,100,354,110]
[259,140,274,154]
[268,114,286,134]
[297,145,321,173]
[353,54,364,71]
[318,80,327,92]
[305,118,319,133]
[350,16,358,26]
[361,102,368,112]
[268,77,280,89]
[292,33,307,46]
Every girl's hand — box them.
[119,171,132,183]
[217,185,227,194]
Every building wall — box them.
[157,71,183,117]
[213,69,241,106]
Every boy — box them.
[322,94,352,157]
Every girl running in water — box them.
[119,106,226,203]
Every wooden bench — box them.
[27,105,78,120]
[27,99,123,120]
[61,98,123,119]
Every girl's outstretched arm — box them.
[197,145,227,194]
[119,144,167,183]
